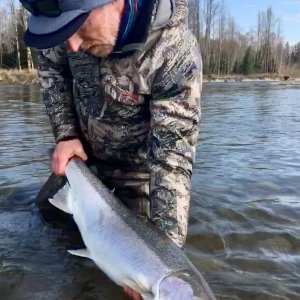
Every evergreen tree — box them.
[241,46,255,75]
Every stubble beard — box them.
[81,22,120,57]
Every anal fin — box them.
[49,197,72,214]
[68,249,91,258]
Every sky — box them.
[226,0,300,45]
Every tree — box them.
[10,1,22,70]
[203,0,219,73]
[20,7,34,70]
[188,0,202,43]
[241,46,255,75]
[258,7,280,73]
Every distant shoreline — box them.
[0,69,38,85]
[203,74,300,84]
[0,69,299,85]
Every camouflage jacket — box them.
[38,0,202,247]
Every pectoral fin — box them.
[48,183,72,214]
[68,249,91,258]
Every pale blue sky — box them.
[0,0,299,45]
[226,0,300,45]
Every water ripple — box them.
[1,83,300,299]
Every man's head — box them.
[21,0,125,57]
[67,1,124,57]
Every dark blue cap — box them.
[24,13,89,49]
[23,0,113,49]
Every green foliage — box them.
[241,47,255,75]
[291,42,300,64]
[18,22,29,69]
[1,53,17,69]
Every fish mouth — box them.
[157,271,215,300]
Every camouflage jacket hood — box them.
[38,0,202,247]
[150,0,189,29]
[113,0,188,55]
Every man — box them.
[20,0,202,298]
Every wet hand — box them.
[52,139,88,176]
[124,286,142,300]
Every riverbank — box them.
[203,74,300,83]
[0,69,38,85]
[0,69,299,85]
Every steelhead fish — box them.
[49,158,216,300]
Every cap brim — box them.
[24,13,89,49]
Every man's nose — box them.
[67,34,83,52]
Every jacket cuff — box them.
[55,125,79,143]
[57,136,79,143]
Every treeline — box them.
[0,3,36,70]
[0,1,300,76]
[188,0,300,76]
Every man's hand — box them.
[52,139,88,175]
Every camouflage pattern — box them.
[37,0,202,248]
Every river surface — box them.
[0,82,299,300]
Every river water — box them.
[0,82,299,300]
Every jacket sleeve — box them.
[37,45,80,143]
[148,29,202,248]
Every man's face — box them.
[67,0,124,57]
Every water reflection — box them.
[0,82,300,299]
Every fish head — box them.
[156,271,215,300]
